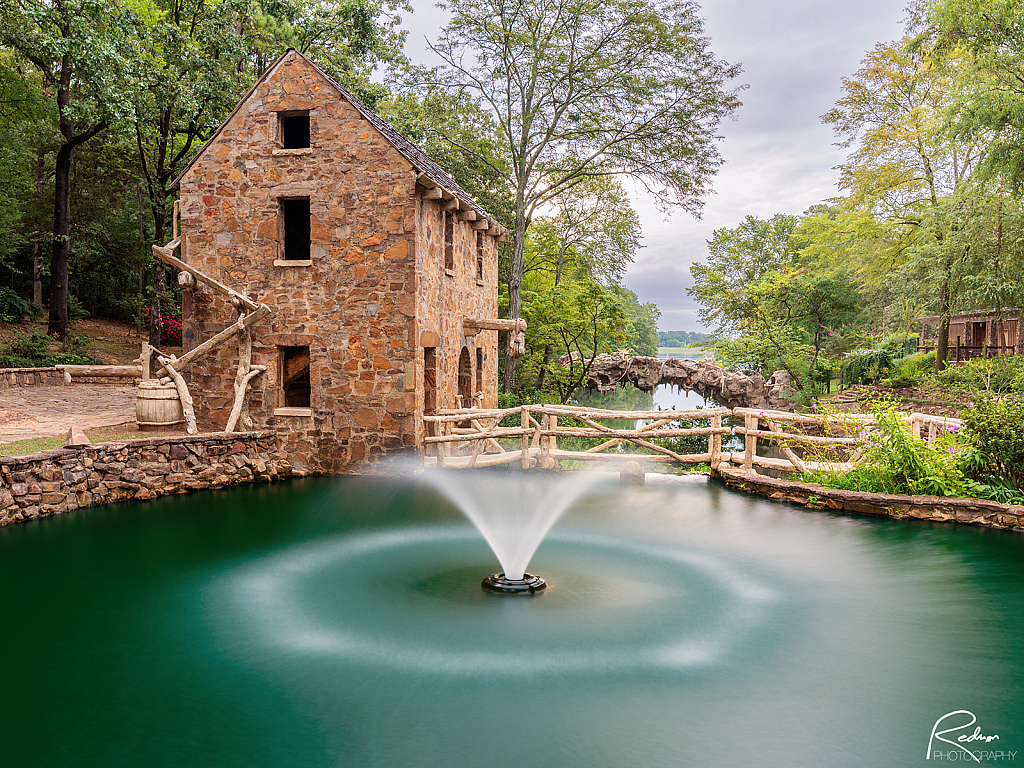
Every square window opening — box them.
[281,198,310,260]
[280,346,311,407]
[281,113,310,149]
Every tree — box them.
[823,38,982,370]
[524,176,640,288]
[688,213,798,334]
[688,212,863,396]
[423,0,741,389]
[1,0,141,338]
[520,279,628,403]
[926,0,1024,190]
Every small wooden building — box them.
[170,49,510,471]
[917,310,1022,361]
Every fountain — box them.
[417,468,601,595]
[1,473,1022,766]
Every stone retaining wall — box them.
[0,431,294,526]
[0,367,66,390]
[718,467,1024,531]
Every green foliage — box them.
[884,351,936,388]
[658,330,708,347]
[959,392,1024,500]
[841,349,893,387]
[803,399,971,497]
[0,329,103,367]
[931,355,1024,395]
[0,287,31,322]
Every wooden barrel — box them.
[136,380,185,430]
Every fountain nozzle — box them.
[481,572,548,596]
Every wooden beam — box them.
[154,304,271,377]
[457,209,478,221]
[421,187,443,199]
[471,219,490,230]
[441,198,461,212]
[152,241,259,311]
[487,225,502,236]
[464,317,526,333]
[57,365,143,378]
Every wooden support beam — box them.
[441,198,461,212]
[463,317,527,334]
[471,219,490,230]
[457,209,478,221]
[152,241,259,311]
[155,304,271,377]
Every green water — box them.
[1,474,1022,767]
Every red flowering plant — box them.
[142,294,183,346]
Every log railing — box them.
[424,404,731,469]
[423,404,963,474]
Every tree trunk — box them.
[502,210,529,392]
[149,205,166,348]
[935,273,951,373]
[47,142,73,339]
[32,243,42,307]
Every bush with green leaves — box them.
[841,349,893,387]
[884,351,936,388]
[0,330,103,368]
[0,287,31,323]
[802,398,971,497]
[930,356,1024,395]
[957,392,1024,503]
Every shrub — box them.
[884,351,935,388]
[802,398,971,497]
[958,392,1024,500]
[841,349,893,387]
[932,356,1024,395]
[0,287,31,323]
[0,330,103,368]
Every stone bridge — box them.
[574,351,796,410]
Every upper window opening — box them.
[476,231,484,282]
[281,113,310,149]
[281,198,310,260]
[444,211,454,272]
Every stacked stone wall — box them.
[0,368,66,390]
[718,467,1024,531]
[415,196,500,410]
[0,431,292,526]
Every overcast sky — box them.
[398,0,909,332]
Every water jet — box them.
[417,468,601,595]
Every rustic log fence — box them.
[423,404,963,474]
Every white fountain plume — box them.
[419,470,602,581]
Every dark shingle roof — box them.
[173,49,507,236]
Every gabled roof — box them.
[172,49,508,237]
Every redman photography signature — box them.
[928,710,1014,762]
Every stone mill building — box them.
[171,49,509,471]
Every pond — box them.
[2,474,1021,767]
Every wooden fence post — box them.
[521,406,530,469]
[711,413,723,469]
[744,413,755,470]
